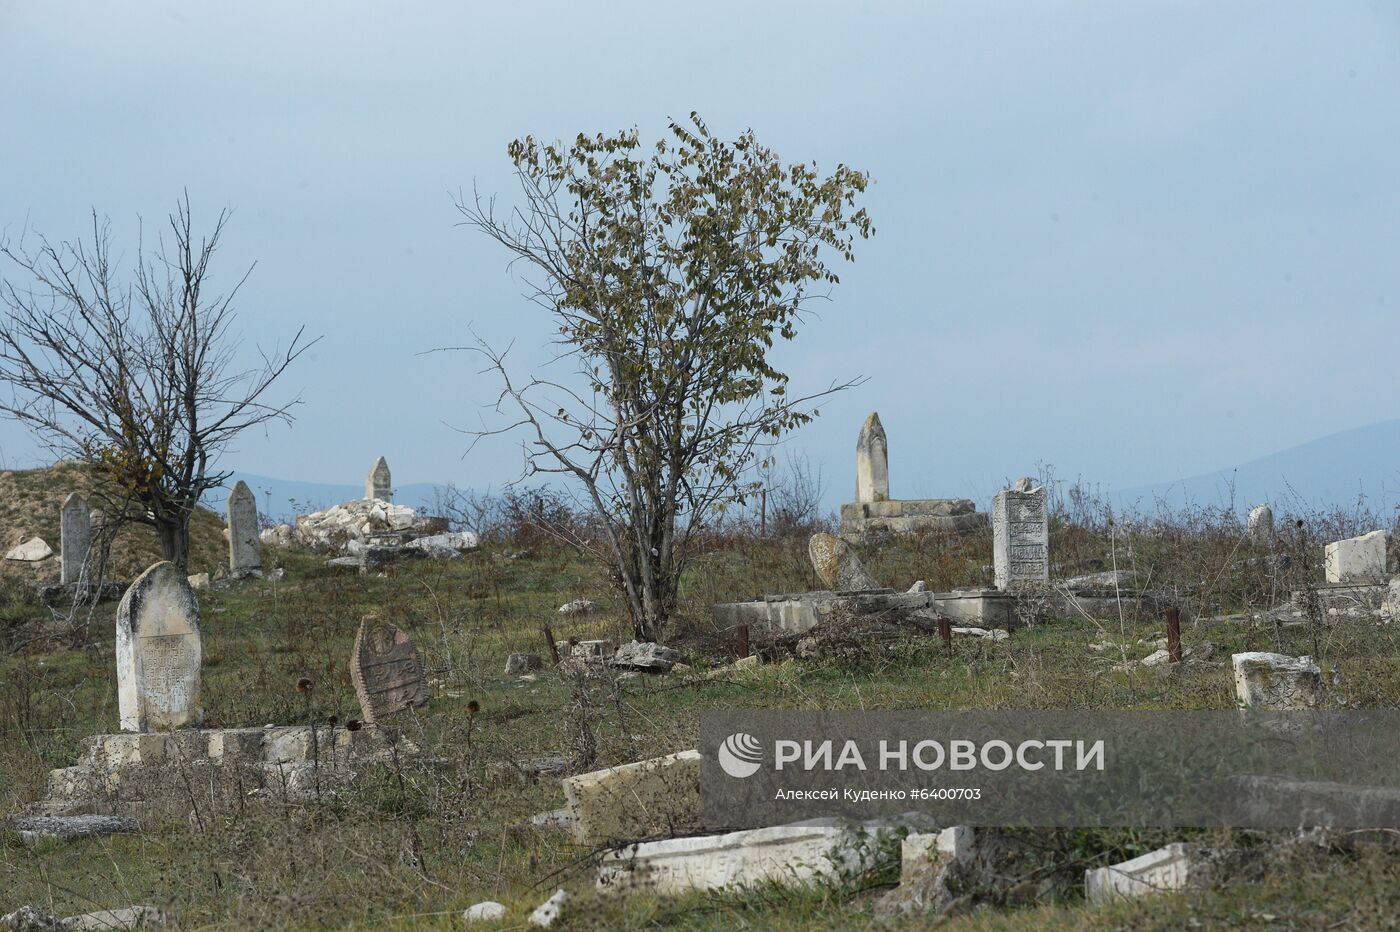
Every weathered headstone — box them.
[60,493,92,584]
[563,749,702,845]
[116,562,202,732]
[808,532,881,591]
[855,411,889,503]
[1232,652,1322,710]
[226,480,262,576]
[1324,529,1388,584]
[349,616,428,722]
[1247,504,1274,544]
[991,478,1049,590]
[365,456,392,502]
[1085,842,1198,903]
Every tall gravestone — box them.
[60,492,92,585]
[855,413,889,503]
[226,480,262,576]
[116,562,202,732]
[992,478,1049,590]
[349,616,428,723]
[366,456,392,502]
[1247,504,1274,544]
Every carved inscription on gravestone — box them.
[349,616,428,723]
[992,481,1049,590]
[116,562,202,732]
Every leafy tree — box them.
[0,196,314,569]
[458,114,872,640]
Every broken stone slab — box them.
[598,822,885,897]
[406,531,478,556]
[528,889,568,928]
[528,808,573,829]
[1325,530,1388,584]
[463,901,506,923]
[557,598,597,615]
[6,538,53,562]
[505,652,543,675]
[569,639,614,660]
[1140,642,1215,667]
[1085,843,1198,903]
[1232,652,1322,710]
[1222,773,1400,828]
[327,556,362,570]
[10,814,137,845]
[873,826,975,917]
[808,532,881,591]
[611,640,681,672]
[562,749,702,845]
[713,587,1014,639]
[951,626,1009,641]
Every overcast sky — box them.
[1,2,1397,507]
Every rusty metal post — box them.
[937,616,952,651]
[736,624,751,659]
[542,624,561,666]
[1166,608,1181,664]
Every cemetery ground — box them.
[5,509,1400,927]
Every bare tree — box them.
[456,115,872,640]
[0,195,315,569]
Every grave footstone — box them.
[226,480,262,576]
[855,411,889,503]
[366,456,392,502]
[349,616,428,722]
[992,479,1048,590]
[60,492,92,584]
[116,562,202,732]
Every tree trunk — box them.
[157,518,192,571]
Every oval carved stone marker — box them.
[349,616,428,723]
[116,561,202,732]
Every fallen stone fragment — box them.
[505,652,543,675]
[569,639,613,659]
[528,889,568,927]
[1232,651,1322,709]
[558,599,597,615]
[5,538,53,562]
[0,905,60,930]
[528,808,573,829]
[611,640,681,672]
[61,906,168,930]
[908,580,927,593]
[11,814,137,846]
[463,901,506,923]
[951,626,1008,641]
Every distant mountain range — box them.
[206,420,1400,524]
[1112,419,1400,516]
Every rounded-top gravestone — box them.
[116,561,202,732]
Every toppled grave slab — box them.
[35,724,407,816]
[1086,842,1258,903]
[1223,774,1400,828]
[562,749,702,845]
[2,904,168,930]
[611,641,681,672]
[714,588,1013,638]
[597,822,883,897]
[10,814,137,846]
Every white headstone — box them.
[116,562,202,732]
[1085,843,1198,903]
[992,479,1049,590]
[1232,652,1321,710]
[1324,530,1387,584]
[60,493,92,584]
[226,480,261,576]
[366,456,392,502]
[1246,504,1274,544]
[855,412,889,503]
